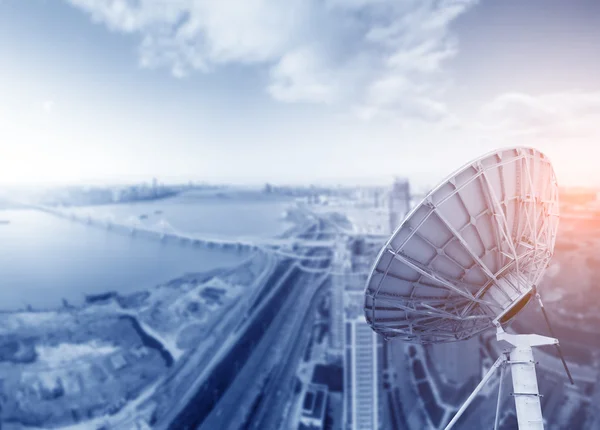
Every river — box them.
[0,195,293,310]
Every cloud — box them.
[469,91,600,187]
[41,100,55,113]
[66,0,478,121]
[268,47,339,104]
[478,91,600,139]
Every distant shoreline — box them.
[0,195,304,314]
[0,251,264,316]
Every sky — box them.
[1,0,600,188]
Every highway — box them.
[243,277,326,430]
[239,222,334,430]
[153,219,333,429]
[200,269,329,430]
[152,258,298,428]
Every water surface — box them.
[0,209,247,310]
[65,192,294,239]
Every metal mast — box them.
[444,326,562,430]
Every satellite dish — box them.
[364,147,570,430]
[364,147,559,343]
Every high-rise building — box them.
[299,384,329,430]
[152,177,158,197]
[343,249,381,430]
[330,275,346,353]
[330,240,351,354]
[388,178,411,234]
[344,308,380,430]
[335,204,387,430]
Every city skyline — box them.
[2,0,600,188]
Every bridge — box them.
[23,203,385,257]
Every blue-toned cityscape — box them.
[4,0,600,428]
[0,181,599,429]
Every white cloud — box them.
[469,90,600,187]
[42,100,55,113]
[479,91,600,139]
[66,0,478,121]
[268,47,339,104]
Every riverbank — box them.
[0,251,275,429]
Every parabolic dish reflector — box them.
[364,147,559,344]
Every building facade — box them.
[388,178,411,234]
